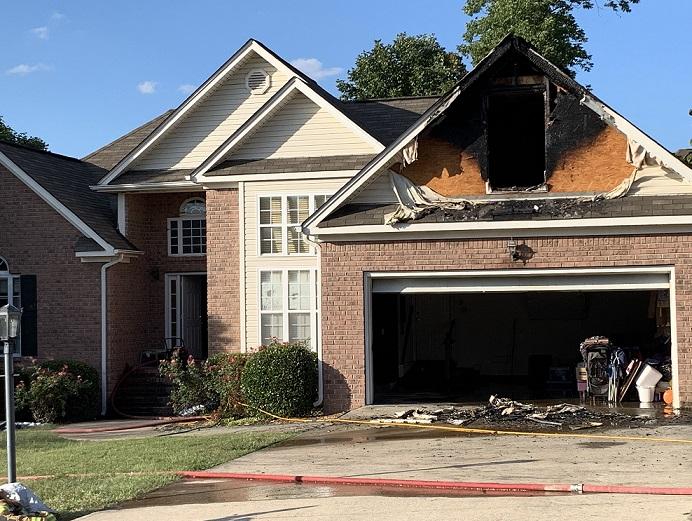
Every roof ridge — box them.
[345,95,441,103]
[0,139,88,164]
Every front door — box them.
[166,273,208,359]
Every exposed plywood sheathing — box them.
[548,126,634,192]
[399,137,487,197]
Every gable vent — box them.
[246,69,271,94]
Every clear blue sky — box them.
[2,0,690,158]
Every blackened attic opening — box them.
[487,88,547,191]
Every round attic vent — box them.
[246,69,271,94]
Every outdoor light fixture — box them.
[0,304,21,341]
[507,239,520,261]
[0,303,21,484]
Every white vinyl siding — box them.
[134,53,290,170]
[243,177,348,351]
[230,91,379,160]
[628,167,692,196]
[351,173,398,204]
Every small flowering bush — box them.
[159,351,248,417]
[15,360,99,423]
[241,340,317,417]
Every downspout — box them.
[303,233,323,407]
[101,254,124,415]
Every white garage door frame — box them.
[364,266,679,409]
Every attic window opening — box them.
[487,89,546,191]
[246,69,271,95]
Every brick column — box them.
[206,189,241,353]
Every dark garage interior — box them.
[371,290,670,403]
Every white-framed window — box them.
[169,198,206,256]
[259,268,319,349]
[258,194,330,256]
[0,257,21,355]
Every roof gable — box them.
[304,35,692,233]
[99,39,383,186]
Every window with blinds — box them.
[169,198,207,256]
[259,269,318,348]
[258,194,329,255]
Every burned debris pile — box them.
[378,395,658,431]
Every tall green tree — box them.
[460,0,640,74]
[337,33,467,101]
[0,116,48,150]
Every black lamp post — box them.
[0,304,21,484]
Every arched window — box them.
[180,198,206,217]
[169,198,207,256]
[0,257,8,272]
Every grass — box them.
[0,427,292,519]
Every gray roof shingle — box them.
[208,154,377,176]
[0,141,136,252]
[83,110,174,170]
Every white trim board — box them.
[311,215,692,241]
[362,266,680,408]
[0,150,115,254]
[100,39,382,187]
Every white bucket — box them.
[635,364,663,388]
[636,385,655,403]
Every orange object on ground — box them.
[663,389,674,405]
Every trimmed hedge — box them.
[241,341,317,417]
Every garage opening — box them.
[371,289,672,403]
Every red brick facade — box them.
[0,165,102,369]
[320,235,692,413]
[206,188,241,354]
[106,192,208,390]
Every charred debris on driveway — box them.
[374,396,683,432]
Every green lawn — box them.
[0,427,292,519]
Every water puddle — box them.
[119,479,566,508]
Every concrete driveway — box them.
[80,422,692,520]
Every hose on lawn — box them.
[236,401,692,445]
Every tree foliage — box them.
[460,0,640,74]
[0,116,48,150]
[337,33,467,100]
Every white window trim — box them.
[257,268,319,350]
[167,217,207,257]
[257,193,330,257]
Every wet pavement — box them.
[120,478,563,509]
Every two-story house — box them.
[1,35,690,414]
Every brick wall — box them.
[206,189,241,353]
[320,235,692,413]
[0,165,102,370]
[106,192,207,390]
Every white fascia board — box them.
[99,39,260,186]
[303,88,462,232]
[91,181,203,193]
[580,95,692,182]
[311,215,692,241]
[192,78,302,181]
[0,151,115,254]
[197,170,357,185]
[76,250,140,262]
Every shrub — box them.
[16,360,99,423]
[159,355,211,415]
[205,353,248,418]
[241,340,317,417]
[159,352,249,417]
